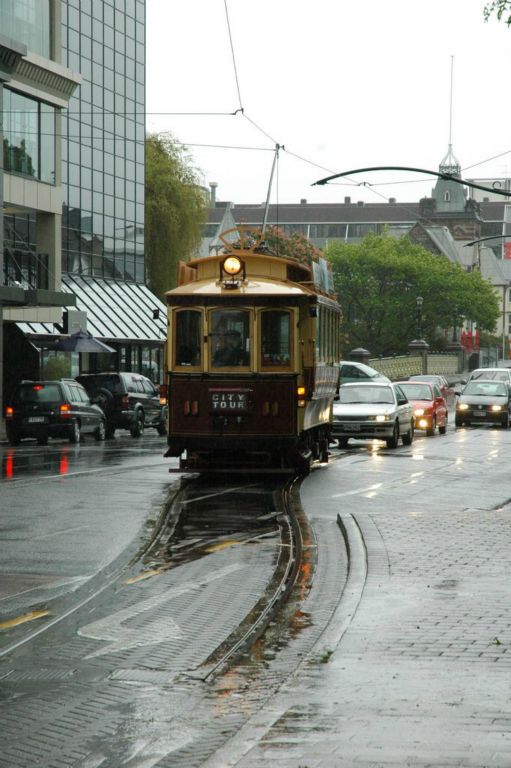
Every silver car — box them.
[332,382,414,449]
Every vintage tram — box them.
[163,229,341,473]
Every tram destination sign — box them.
[209,389,250,412]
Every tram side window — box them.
[261,310,291,367]
[210,309,250,367]
[175,310,202,366]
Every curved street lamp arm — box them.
[312,165,511,198]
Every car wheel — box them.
[502,414,509,429]
[94,420,106,441]
[455,417,463,427]
[337,437,349,448]
[6,430,21,446]
[156,421,167,436]
[69,420,81,443]
[37,434,48,446]
[426,417,436,437]
[130,410,144,437]
[402,421,414,446]
[439,415,447,435]
[105,426,116,439]
[386,422,399,449]
[94,388,114,415]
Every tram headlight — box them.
[222,256,242,276]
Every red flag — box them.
[505,242,511,259]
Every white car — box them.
[338,360,390,386]
[332,382,414,449]
[467,368,511,386]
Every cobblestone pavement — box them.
[208,428,511,767]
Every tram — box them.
[163,228,341,473]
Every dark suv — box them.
[76,372,167,438]
[5,379,106,446]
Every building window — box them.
[3,89,55,184]
[0,0,51,58]
[444,191,451,202]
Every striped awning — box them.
[16,275,167,343]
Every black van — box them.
[76,372,167,438]
[5,379,106,445]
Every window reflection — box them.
[261,310,291,367]
[175,311,201,366]
[3,90,56,183]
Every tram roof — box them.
[165,277,318,299]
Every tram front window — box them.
[175,310,201,366]
[261,310,291,368]
[210,309,250,367]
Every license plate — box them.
[210,391,248,412]
[28,416,45,423]
[344,424,360,431]
[472,411,486,417]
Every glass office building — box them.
[61,0,146,283]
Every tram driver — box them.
[213,330,249,366]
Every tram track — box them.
[0,473,309,675]
[0,466,348,768]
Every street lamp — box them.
[416,296,424,340]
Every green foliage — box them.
[42,354,72,380]
[484,0,511,25]
[326,233,500,356]
[145,133,209,297]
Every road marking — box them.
[79,563,245,658]
[332,483,383,498]
[0,609,50,630]
[180,483,261,505]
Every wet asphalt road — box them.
[0,432,174,622]
[2,418,511,766]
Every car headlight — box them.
[491,405,502,412]
[414,408,425,417]
[457,403,469,411]
[375,414,390,422]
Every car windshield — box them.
[470,370,509,382]
[339,385,394,404]
[14,383,62,403]
[410,376,439,383]
[399,384,432,400]
[463,381,508,397]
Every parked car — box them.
[338,361,390,386]
[332,382,414,448]
[466,368,511,386]
[76,372,167,438]
[408,374,455,406]
[455,379,511,428]
[398,381,447,435]
[5,379,106,446]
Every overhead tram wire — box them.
[224,0,243,113]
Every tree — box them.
[484,0,511,25]
[326,233,500,356]
[145,133,208,298]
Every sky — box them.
[146,0,511,206]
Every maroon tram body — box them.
[163,230,341,472]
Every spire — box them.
[439,56,461,178]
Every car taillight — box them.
[121,395,129,406]
[159,385,167,406]
[59,404,71,417]
[5,406,13,420]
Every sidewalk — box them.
[218,432,511,767]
